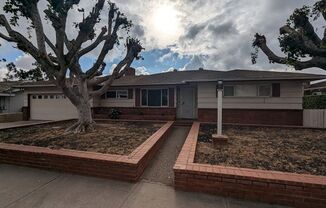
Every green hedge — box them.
[303,95,326,109]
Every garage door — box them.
[30,94,78,120]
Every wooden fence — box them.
[303,109,326,128]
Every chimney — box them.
[125,67,136,76]
[198,67,204,71]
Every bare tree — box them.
[252,0,326,71]
[0,0,143,133]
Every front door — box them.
[177,86,196,119]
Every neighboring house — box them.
[304,80,326,95]
[16,68,326,126]
[0,81,24,114]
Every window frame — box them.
[223,84,272,98]
[141,88,169,107]
[102,90,129,100]
[223,85,235,97]
[116,90,128,99]
[257,85,272,97]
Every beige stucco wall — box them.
[197,81,304,110]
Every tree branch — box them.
[253,33,326,70]
[89,38,143,96]
[78,26,108,57]
[291,9,321,46]
[0,31,15,42]
[0,14,57,74]
[280,25,326,56]
[65,0,105,61]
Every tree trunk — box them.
[64,81,95,134]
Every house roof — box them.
[15,69,326,88]
[0,81,23,94]
[305,80,326,90]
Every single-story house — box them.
[16,68,326,126]
[304,80,326,95]
[0,81,24,114]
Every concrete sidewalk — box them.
[0,165,289,208]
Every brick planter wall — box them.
[174,122,326,208]
[93,107,176,121]
[0,121,173,182]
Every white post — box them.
[217,90,222,136]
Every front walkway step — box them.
[141,126,190,186]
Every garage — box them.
[30,94,78,120]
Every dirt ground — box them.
[195,124,326,176]
[0,121,162,155]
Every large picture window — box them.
[141,89,168,107]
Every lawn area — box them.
[195,124,326,176]
[0,121,163,155]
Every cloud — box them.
[0,0,325,75]
[0,66,7,81]
[158,52,173,63]
[15,54,35,70]
[135,66,150,75]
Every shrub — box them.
[303,95,326,109]
[109,108,121,119]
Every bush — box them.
[303,95,326,109]
[108,108,121,119]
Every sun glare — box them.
[150,4,181,43]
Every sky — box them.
[0,0,326,80]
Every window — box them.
[224,86,234,96]
[49,95,54,99]
[141,89,147,106]
[55,95,61,99]
[32,95,37,99]
[102,90,128,99]
[141,89,168,107]
[117,90,128,99]
[162,89,168,106]
[223,85,272,97]
[44,95,48,99]
[38,95,43,99]
[258,85,271,97]
[235,85,257,97]
[106,91,117,99]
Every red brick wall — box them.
[198,109,303,126]
[93,107,177,120]
[0,122,173,182]
[174,122,326,208]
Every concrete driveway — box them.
[0,120,52,130]
[0,164,289,208]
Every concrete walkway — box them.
[142,126,190,185]
[0,120,51,130]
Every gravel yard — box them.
[195,124,326,176]
[0,121,163,155]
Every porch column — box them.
[212,80,228,146]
